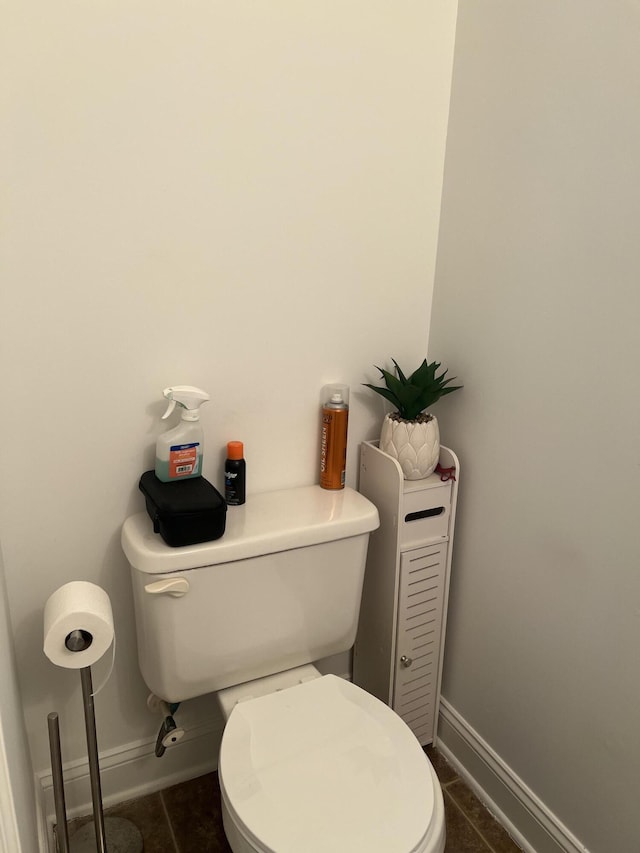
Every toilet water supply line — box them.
[149,695,184,757]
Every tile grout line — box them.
[444,784,518,853]
[471,814,522,853]
[159,790,182,853]
[444,789,497,853]
[439,762,521,853]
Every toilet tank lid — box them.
[122,485,379,574]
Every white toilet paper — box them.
[44,581,114,669]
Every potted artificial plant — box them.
[364,358,462,480]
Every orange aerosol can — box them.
[320,386,349,490]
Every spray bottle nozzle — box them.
[161,386,210,421]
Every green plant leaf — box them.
[391,358,408,384]
[410,359,439,386]
[379,369,406,400]
[362,383,401,409]
[364,357,462,419]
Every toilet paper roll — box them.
[44,581,114,669]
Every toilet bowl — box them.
[217,671,445,853]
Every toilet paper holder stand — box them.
[47,636,143,853]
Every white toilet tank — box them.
[122,485,379,703]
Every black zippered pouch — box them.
[139,471,227,547]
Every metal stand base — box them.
[68,817,143,853]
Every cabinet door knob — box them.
[400,655,413,668]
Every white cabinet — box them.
[355,441,459,746]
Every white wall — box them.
[430,3,640,852]
[0,0,458,813]
[0,547,40,853]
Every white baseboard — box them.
[33,775,49,853]
[437,699,589,853]
[38,717,223,852]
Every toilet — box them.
[122,485,446,853]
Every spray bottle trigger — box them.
[161,400,176,420]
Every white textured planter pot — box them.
[379,413,440,480]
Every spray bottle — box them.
[224,441,246,506]
[319,384,349,490]
[155,386,210,482]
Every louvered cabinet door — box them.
[392,542,447,745]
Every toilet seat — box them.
[218,675,444,853]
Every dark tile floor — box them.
[67,747,522,852]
